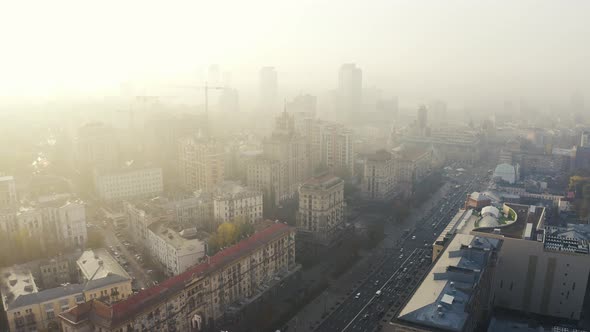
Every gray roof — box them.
[8,284,84,310]
[398,234,500,331]
[84,274,129,291]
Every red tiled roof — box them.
[111,222,292,322]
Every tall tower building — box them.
[338,63,362,119]
[259,67,278,112]
[178,137,226,192]
[417,105,428,136]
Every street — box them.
[303,164,491,332]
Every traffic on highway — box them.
[313,165,491,332]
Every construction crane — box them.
[174,82,225,115]
[117,95,175,129]
[174,83,226,137]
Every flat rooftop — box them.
[148,221,206,252]
[397,234,500,332]
[77,248,130,281]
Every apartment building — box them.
[124,201,208,276]
[0,194,87,250]
[246,157,285,211]
[94,165,163,201]
[178,137,226,192]
[263,111,309,198]
[392,145,433,199]
[59,223,299,332]
[147,222,207,276]
[0,175,17,207]
[297,174,345,246]
[319,122,355,175]
[361,150,395,201]
[1,249,131,332]
[212,181,263,224]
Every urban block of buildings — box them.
[58,222,299,332]
[0,194,87,250]
[1,249,131,332]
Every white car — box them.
[355,293,361,299]
[411,236,416,240]
[375,290,382,297]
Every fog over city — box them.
[2,1,590,332]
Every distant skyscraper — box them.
[259,66,278,112]
[581,131,589,147]
[417,105,428,133]
[338,63,362,119]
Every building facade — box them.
[246,157,285,211]
[212,182,263,224]
[59,223,299,332]
[361,150,395,201]
[178,138,226,192]
[297,175,345,246]
[1,249,131,332]
[0,195,87,250]
[94,166,163,201]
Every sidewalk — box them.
[283,182,452,331]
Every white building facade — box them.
[94,166,163,201]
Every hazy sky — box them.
[1,0,589,104]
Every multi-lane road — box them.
[313,165,491,332]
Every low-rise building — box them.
[0,194,87,251]
[1,249,131,332]
[388,234,500,332]
[58,222,299,332]
[94,164,163,201]
[147,222,207,276]
[464,192,491,210]
[212,181,263,224]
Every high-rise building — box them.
[263,112,309,197]
[338,63,362,119]
[581,131,589,147]
[297,174,345,246]
[361,150,396,201]
[417,105,428,135]
[178,137,226,192]
[259,66,278,112]
[246,157,286,212]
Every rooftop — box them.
[148,221,206,252]
[213,181,261,200]
[109,222,294,324]
[300,174,343,191]
[77,248,130,281]
[0,267,38,310]
[366,149,392,162]
[543,224,590,255]
[398,234,500,332]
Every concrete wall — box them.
[492,237,589,320]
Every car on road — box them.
[354,293,361,299]
[374,280,379,286]
[375,290,382,297]
[411,235,416,240]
